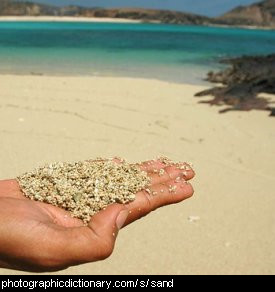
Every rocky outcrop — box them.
[217,0,275,27]
[195,55,275,116]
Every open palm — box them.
[0,160,194,272]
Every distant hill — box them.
[217,0,275,27]
[0,1,211,24]
[0,0,211,24]
[0,0,60,15]
[82,8,211,25]
[0,0,275,28]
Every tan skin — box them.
[0,159,195,272]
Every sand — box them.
[0,75,274,275]
[0,16,141,23]
[17,159,151,224]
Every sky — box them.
[16,0,259,17]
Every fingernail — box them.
[116,210,129,230]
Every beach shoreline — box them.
[0,16,141,23]
[0,16,274,31]
[0,74,274,275]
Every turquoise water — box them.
[0,21,274,84]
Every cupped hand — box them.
[0,160,194,272]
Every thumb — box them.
[87,204,129,260]
[57,204,129,266]
[89,204,129,241]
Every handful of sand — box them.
[17,158,151,224]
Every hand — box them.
[0,160,194,272]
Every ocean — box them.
[0,21,274,84]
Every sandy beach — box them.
[0,16,141,23]
[0,74,274,275]
[0,16,272,30]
